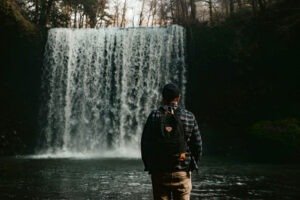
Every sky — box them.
[109,0,144,27]
[126,0,143,26]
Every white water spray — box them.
[38,25,186,157]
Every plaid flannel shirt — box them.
[141,105,202,173]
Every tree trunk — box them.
[84,15,88,28]
[73,7,77,28]
[252,0,257,14]
[159,0,165,25]
[79,12,83,28]
[120,0,127,27]
[189,0,196,23]
[138,0,145,26]
[169,0,175,25]
[151,0,158,26]
[146,1,153,27]
[223,0,229,17]
[39,0,54,28]
[39,0,46,27]
[258,0,266,11]
[179,0,188,24]
[45,0,54,26]
[174,0,180,24]
[114,4,119,26]
[236,0,242,9]
[89,14,97,28]
[208,0,213,24]
[34,0,39,24]
[229,0,234,15]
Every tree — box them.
[189,0,197,22]
[120,0,127,27]
[39,0,55,27]
[111,0,120,26]
[138,0,146,26]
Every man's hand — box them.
[178,152,186,161]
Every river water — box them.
[0,157,299,199]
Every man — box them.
[141,83,202,200]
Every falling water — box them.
[38,25,186,157]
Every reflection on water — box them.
[0,157,299,199]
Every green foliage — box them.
[0,0,37,36]
[251,119,300,148]
[186,0,300,161]
[187,0,300,128]
[249,119,300,162]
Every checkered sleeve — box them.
[189,116,202,163]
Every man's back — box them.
[141,105,202,173]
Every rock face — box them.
[0,0,41,155]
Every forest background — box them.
[0,0,299,162]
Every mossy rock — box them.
[251,118,300,146]
[250,118,300,161]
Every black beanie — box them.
[162,83,180,102]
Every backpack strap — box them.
[159,106,172,137]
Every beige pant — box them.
[151,171,192,200]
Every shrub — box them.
[250,118,300,162]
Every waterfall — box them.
[38,25,186,157]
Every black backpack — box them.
[152,106,186,169]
